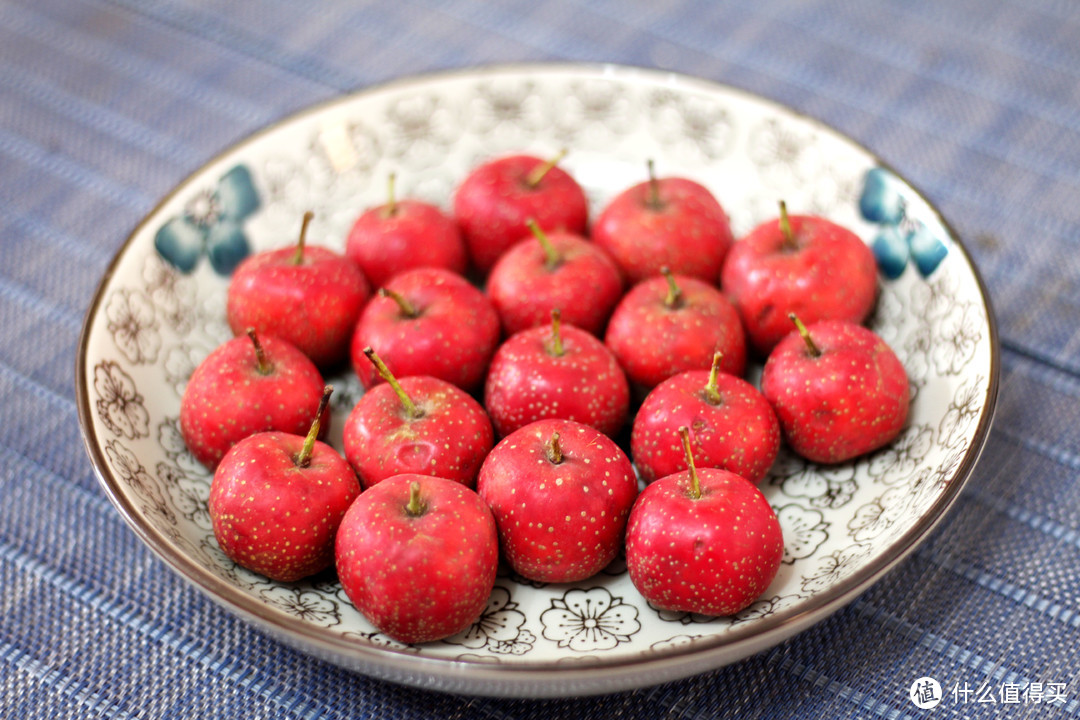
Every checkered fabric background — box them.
[3,0,1080,717]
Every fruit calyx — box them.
[661,267,684,309]
[405,480,428,517]
[380,173,399,219]
[379,287,419,319]
[295,385,333,468]
[546,308,566,357]
[702,351,724,405]
[524,148,568,189]
[527,218,562,271]
[645,159,664,212]
[547,431,564,465]
[246,327,273,375]
[291,211,315,266]
[788,312,822,358]
[363,346,425,419]
[678,426,702,500]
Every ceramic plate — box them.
[76,64,998,697]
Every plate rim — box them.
[74,61,1001,697]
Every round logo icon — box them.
[910,677,942,709]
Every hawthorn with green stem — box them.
[605,267,746,392]
[632,350,780,484]
[345,172,467,288]
[625,426,784,616]
[761,313,910,464]
[351,266,500,393]
[721,200,878,357]
[179,328,329,469]
[343,347,494,489]
[485,218,623,336]
[209,385,361,582]
[227,211,371,368]
[453,150,589,274]
[336,474,499,644]
[592,159,735,284]
[477,418,639,583]
[484,308,630,437]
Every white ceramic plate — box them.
[76,64,999,697]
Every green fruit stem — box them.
[703,351,723,405]
[788,312,822,358]
[662,267,683,309]
[379,287,418,318]
[364,347,424,419]
[296,385,333,468]
[291,211,314,265]
[406,481,427,517]
[679,426,702,500]
[246,328,273,375]
[778,200,797,251]
[646,159,663,211]
[527,219,561,270]
[381,172,398,218]
[548,308,565,357]
[526,148,568,188]
[547,431,563,464]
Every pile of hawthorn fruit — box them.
[178,152,910,644]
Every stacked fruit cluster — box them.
[179,153,910,644]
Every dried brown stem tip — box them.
[246,327,272,375]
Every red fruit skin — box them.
[721,214,878,356]
[345,199,467,289]
[484,323,630,438]
[453,154,589,274]
[343,375,494,489]
[485,231,623,337]
[179,334,328,469]
[625,468,784,616]
[335,474,499,644]
[351,268,500,393]
[592,177,734,285]
[476,419,639,584]
[605,274,747,390]
[227,245,371,369]
[761,320,909,464]
[209,432,361,582]
[632,370,780,485]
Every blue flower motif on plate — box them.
[859,167,948,279]
[154,164,260,275]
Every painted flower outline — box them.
[94,361,150,439]
[105,289,161,365]
[540,588,640,652]
[800,543,874,595]
[444,586,532,654]
[258,586,341,628]
[775,504,830,564]
[154,164,259,275]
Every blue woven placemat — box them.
[4,0,1080,716]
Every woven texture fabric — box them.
[3,0,1079,716]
